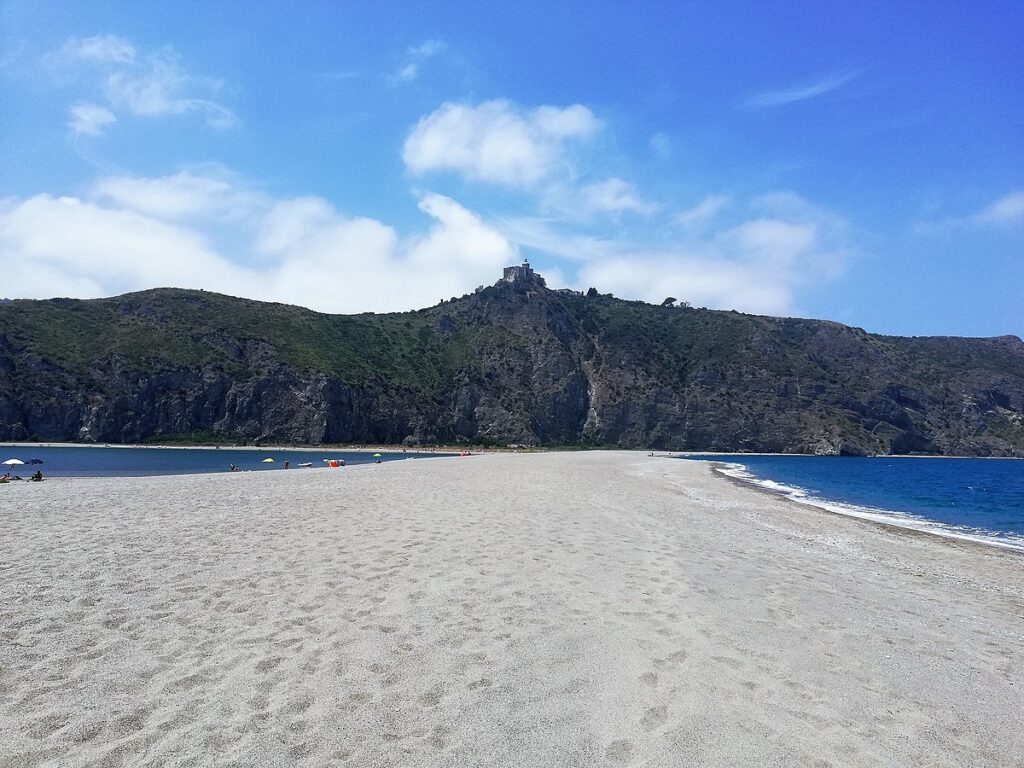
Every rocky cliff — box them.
[1,279,1022,455]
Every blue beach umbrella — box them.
[26,458,43,464]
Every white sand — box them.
[0,452,1021,767]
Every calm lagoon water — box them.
[0,445,451,478]
[680,454,1024,552]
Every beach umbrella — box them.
[261,458,275,463]
[2,458,24,466]
[372,453,382,458]
[26,458,43,464]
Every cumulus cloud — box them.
[502,192,849,315]
[57,34,237,134]
[403,100,599,186]
[0,171,517,313]
[91,170,260,220]
[69,102,116,136]
[0,195,244,298]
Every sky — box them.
[1,0,1021,337]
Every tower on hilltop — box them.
[502,260,540,284]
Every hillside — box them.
[1,275,1022,455]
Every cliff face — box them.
[1,283,1022,455]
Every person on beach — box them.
[284,459,290,469]
[0,473,8,483]
[30,470,42,481]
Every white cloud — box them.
[974,191,1024,226]
[63,34,136,64]
[675,195,730,226]
[649,132,672,158]
[580,178,657,215]
[103,49,237,128]
[403,100,599,187]
[91,170,259,220]
[57,35,237,133]
[69,102,116,136]
[390,39,445,84]
[746,69,862,107]
[503,192,849,315]
[914,190,1024,234]
[0,194,246,298]
[0,172,518,313]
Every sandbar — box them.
[0,452,1020,766]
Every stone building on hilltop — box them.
[502,260,538,284]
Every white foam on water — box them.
[710,460,1024,554]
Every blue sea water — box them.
[0,445,451,478]
[681,455,1024,551]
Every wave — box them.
[711,460,1024,554]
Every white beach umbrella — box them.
[2,458,25,466]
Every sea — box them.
[0,445,452,478]
[681,454,1024,552]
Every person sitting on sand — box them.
[30,470,43,482]
[0,473,9,484]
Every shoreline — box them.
[676,450,1023,460]
[0,441,480,455]
[3,442,1021,459]
[695,458,1024,555]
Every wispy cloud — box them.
[675,195,730,226]
[62,34,136,65]
[390,39,445,84]
[69,102,117,136]
[56,35,237,135]
[579,178,657,215]
[915,191,1024,234]
[974,191,1024,226]
[746,69,863,107]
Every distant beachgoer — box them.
[284,459,290,469]
[0,473,9,483]
[30,470,42,482]
[229,463,239,472]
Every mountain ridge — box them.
[1,280,1022,455]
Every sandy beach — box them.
[1,452,1021,767]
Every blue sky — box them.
[1,0,1021,336]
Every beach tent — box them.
[261,458,275,463]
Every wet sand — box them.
[1,451,1021,767]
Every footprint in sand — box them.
[605,739,634,765]
[641,706,668,730]
[639,672,658,687]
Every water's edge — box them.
[705,459,1024,555]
